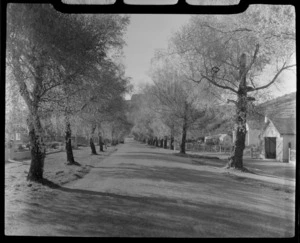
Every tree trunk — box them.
[164,136,167,149]
[155,137,159,147]
[227,93,247,169]
[11,58,46,182]
[27,115,46,182]
[65,115,75,164]
[160,138,164,148]
[227,53,248,169]
[170,136,174,150]
[99,134,104,152]
[111,127,115,146]
[97,124,104,152]
[170,125,174,150]
[180,122,187,154]
[90,124,97,155]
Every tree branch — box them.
[201,73,238,94]
[227,99,237,106]
[245,44,260,75]
[249,63,296,92]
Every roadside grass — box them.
[5,146,118,195]
[169,151,295,195]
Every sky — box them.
[122,14,190,98]
[63,1,296,100]
[122,14,296,100]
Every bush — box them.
[47,142,60,149]
[16,144,29,151]
[17,144,24,151]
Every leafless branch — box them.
[249,63,296,92]
[227,99,237,106]
[245,44,260,75]
[200,73,238,94]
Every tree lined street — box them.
[5,139,295,237]
[5,2,296,238]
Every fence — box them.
[289,148,296,163]
[185,142,232,154]
[184,142,255,157]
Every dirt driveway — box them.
[5,139,295,237]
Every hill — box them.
[257,92,296,119]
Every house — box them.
[258,117,296,162]
[232,117,265,147]
[11,130,30,149]
[205,133,232,145]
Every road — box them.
[5,139,295,237]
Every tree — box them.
[5,68,29,143]
[170,5,295,168]
[149,59,212,154]
[6,3,130,181]
[78,62,131,154]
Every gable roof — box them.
[271,118,296,135]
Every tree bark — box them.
[227,93,247,169]
[170,136,174,150]
[227,53,248,169]
[180,121,187,154]
[99,134,104,152]
[97,125,104,152]
[90,124,97,155]
[65,117,75,164]
[170,124,174,150]
[164,136,167,149]
[27,114,46,182]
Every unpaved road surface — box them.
[5,139,295,237]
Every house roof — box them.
[271,118,296,135]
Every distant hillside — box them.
[257,92,296,119]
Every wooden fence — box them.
[185,142,254,156]
[185,143,232,154]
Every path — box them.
[5,139,295,237]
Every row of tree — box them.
[6,4,132,182]
[131,4,295,170]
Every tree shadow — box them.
[40,178,61,189]
[66,161,81,166]
[174,152,220,160]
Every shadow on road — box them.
[15,176,293,237]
